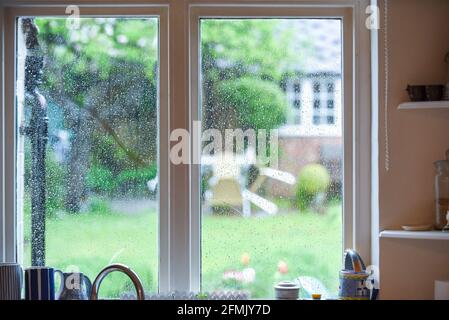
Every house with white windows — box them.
[273,19,343,197]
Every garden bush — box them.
[87,197,113,215]
[115,165,157,196]
[86,165,117,195]
[87,164,157,197]
[24,146,65,217]
[215,77,287,131]
[295,163,331,211]
[45,153,66,216]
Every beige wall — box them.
[378,0,449,299]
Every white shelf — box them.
[398,101,449,110]
[379,230,449,240]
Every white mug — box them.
[0,263,23,300]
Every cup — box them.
[425,85,445,101]
[406,85,426,101]
[25,267,60,300]
[0,263,23,300]
[435,280,449,300]
[274,280,300,300]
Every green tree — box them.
[33,18,313,213]
[200,19,312,152]
[214,77,286,131]
[201,19,310,81]
[36,18,158,212]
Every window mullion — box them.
[189,8,201,293]
[168,0,192,292]
[3,9,17,263]
[158,7,171,294]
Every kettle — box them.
[338,249,377,300]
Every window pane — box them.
[293,83,301,93]
[200,19,343,299]
[293,99,301,109]
[16,17,159,298]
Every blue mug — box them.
[25,267,60,300]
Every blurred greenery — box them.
[29,18,307,214]
[201,19,311,82]
[215,77,286,131]
[24,208,157,298]
[86,164,157,196]
[202,203,342,298]
[20,17,343,300]
[295,163,331,211]
[87,197,114,215]
[115,165,157,195]
[86,165,116,194]
[23,203,341,298]
[200,19,304,146]
[24,142,65,218]
[34,18,159,212]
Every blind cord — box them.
[384,0,390,171]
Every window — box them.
[294,83,301,94]
[15,16,160,298]
[1,1,372,299]
[294,99,301,109]
[285,80,303,125]
[312,80,338,127]
[191,5,359,299]
[199,19,345,297]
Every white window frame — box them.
[189,2,371,292]
[0,0,372,295]
[0,3,171,292]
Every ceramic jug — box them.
[56,271,92,300]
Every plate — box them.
[401,224,433,231]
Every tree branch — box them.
[86,107,148,167]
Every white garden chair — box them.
[203,150,296,217]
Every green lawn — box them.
[24,203,342,299]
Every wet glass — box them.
[16,17,159,298]
[200,19,343,298]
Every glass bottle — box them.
[434,157,449,230]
